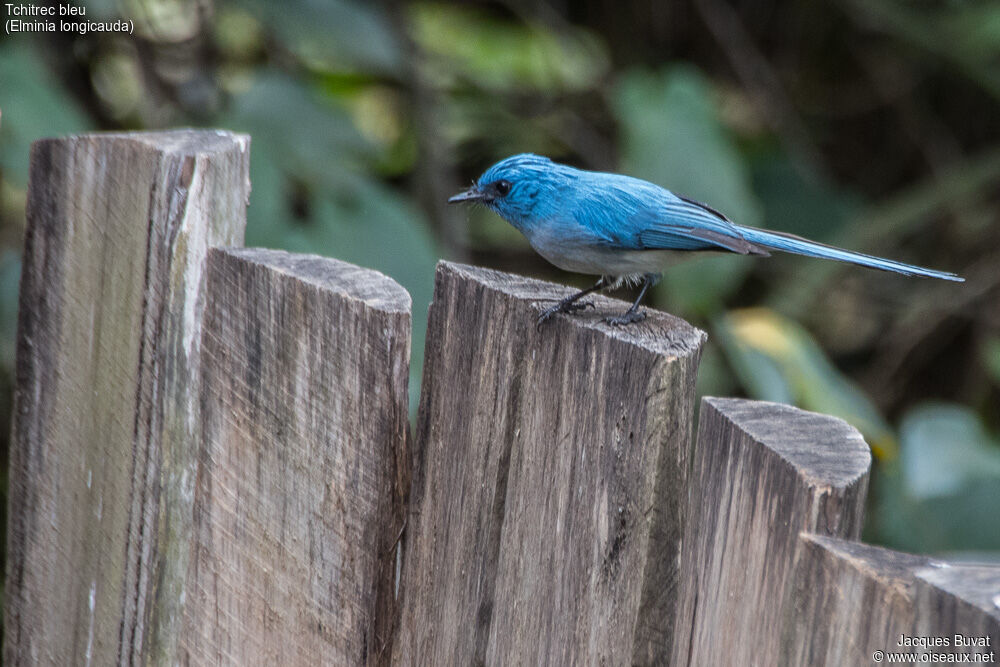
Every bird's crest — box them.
[478,153,555,187]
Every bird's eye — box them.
[495,180,512,197]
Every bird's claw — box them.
[536,299,595,328]
[604,309,646,326]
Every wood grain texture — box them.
[181,248,411,666]
[789,535,1000,664]
[914,563,1000,657]
[787,535,934,665]
[395,261,706,666]
[5,131,249,666]
[671,397,872,666]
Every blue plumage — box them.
[449,153,963,325]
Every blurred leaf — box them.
[410,4,610,92]
[718,307,897,457]
[234,0,401,73]
[714,327,794,404]
[899,403,1000,499]
[344,86,406,154]
[615,66,762,314]
[214,7,265,61]
[0,44,88,182]
[872,458,1000,553]
[615,66,762,225]
[91,47,144,121]
[872,404,1000,552]
[221,72,374,193]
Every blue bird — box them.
[449,154,963,326]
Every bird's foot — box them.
[604,309,646,326]
[536,299,595,328]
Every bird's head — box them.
[448,154,564,230]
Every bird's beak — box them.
[448,187,488,204]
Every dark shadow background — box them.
[1,0,998,595]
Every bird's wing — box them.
[633,195,768,255]
[567,175,769,255]
[623,193,768,256]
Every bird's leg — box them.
[536,276,608,327]
[605,274,656,326]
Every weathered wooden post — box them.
[671,397,872,666]
[670,397,1000,664]
[4,133,412,666]
[788,535,1000,663]
[5,131,249,665]
[181,248,410,665]
[395,262,707,665]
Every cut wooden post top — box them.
[802,533,1000,612]
[801,533,934,578]
[918,563,1000,621]
[219,247,412,314]
[32,128,250,155]
[702,396,872,489]
[433,260,707,358]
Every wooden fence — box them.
[4,131,998,665]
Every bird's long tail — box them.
[737,227,964,282]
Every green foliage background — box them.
[1,0,998,566]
